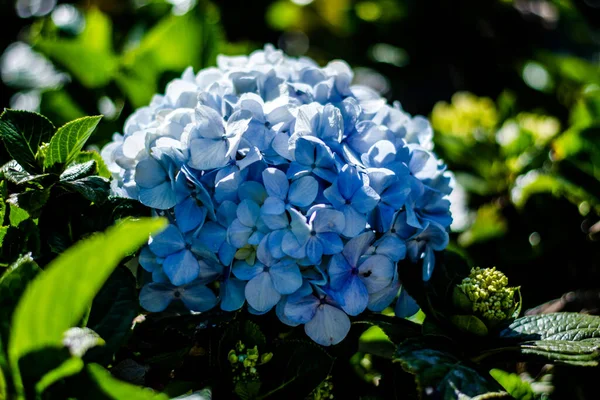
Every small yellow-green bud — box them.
[456,267,518,322]
[228,350,238,364]
[260,352,273,364]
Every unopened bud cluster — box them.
[308,375,334,400]
[228,341,272,383]
[456,267,517,321]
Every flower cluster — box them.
[456,267,518,321]
[103,45,453,346]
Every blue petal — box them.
[281,230,307,259]
[149,224,185,257]
[163,249,199,286]
[286,162,311,180]
[305,237,323,264]
[338,164,363,200]
[256,237,275,266]
[245,271,281,312]
[327,253,353,290]
[236,199,260,227]
[294,136,317,165]
[339,276,369,316]
[233,260,264,280]
[196,222,226,253]
[197,259,222,283]
[248,231,265,245]
[317,232,344,255]
[175,198,206,233]
[194,105,225,139]
[135,157,167,188]
[288,176,318,207]
[262,168,289,199]
[139,182,177,210]
[422,246,435,282]
[313,209,345,233]
[217,201,238,227]
[358,254,395,293]
[323,182,347,209]
[341,205,367,238]
[266,230,286,259]
[269,261,302,295]
[351,185,380,213]
[261,212,289,230]
[181,281,218,312]
[261,196,286,216]
[342,231,374,267]
[139,283,174,312]
[368,278,400,312]
[188,138,229,170]
[395,286,420,318]
[283,294,319,324]
[220,278,246,311]
[219,243,237,266]
[227,219,253,248]
[374,235,406,262]
[139,246,161,272]
[305,303,351,346]
[238,181,267,204]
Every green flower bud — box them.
[228,350,238,364]
[260,352,273,364]
[455,267,519,323]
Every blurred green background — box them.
[1,0,599,318]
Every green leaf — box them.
[235,381,261,400]
[517,339,600,366]
[6,188,51,217]
[0,110,55,173]
[85,267,138,365]
[258,340,334,399]
[85,363,167,399]
[45,116,102,169]
[59,160,97,182]
[354,314,422,345]
[1,161,49,186]
[8,218,166,394]
[62,176,110,204]
[8,205,29,227]
[499,313,600,341]
[489,369,534,400]
[0,254,40,349]
[35,8,118,88]
[450,315,489,336]
[394,338,510,399]
[75,151,111,179]
[35,357,84,395]
[358,326,396,359]
[0,362,6,400]
[0,180,6,223]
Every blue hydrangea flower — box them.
[323,164,380,237]
[328,232,395,315]
[104,44,454,346]
[232,239,302,312]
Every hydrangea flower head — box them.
[104,44,453,346]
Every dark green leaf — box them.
[235,381,261,400]
[489,369,535,400]
[0,110,55,173]
[394,338,510,399]
[0,254,40,349]
[85,267,138,365]
[62,176,110,204]
[60,160,97,182]
[498,313,600,341]
[85,363,168,399]
[45,116,102,168]
[517,338,600,366]
[1,160,50,186]
[258,340,334,399]
[8,218,166,395]
[450,315,489,336]
[0,180,6,223]
[75,151,111,179]
[354,314,422,346]
[6,188,51,217]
